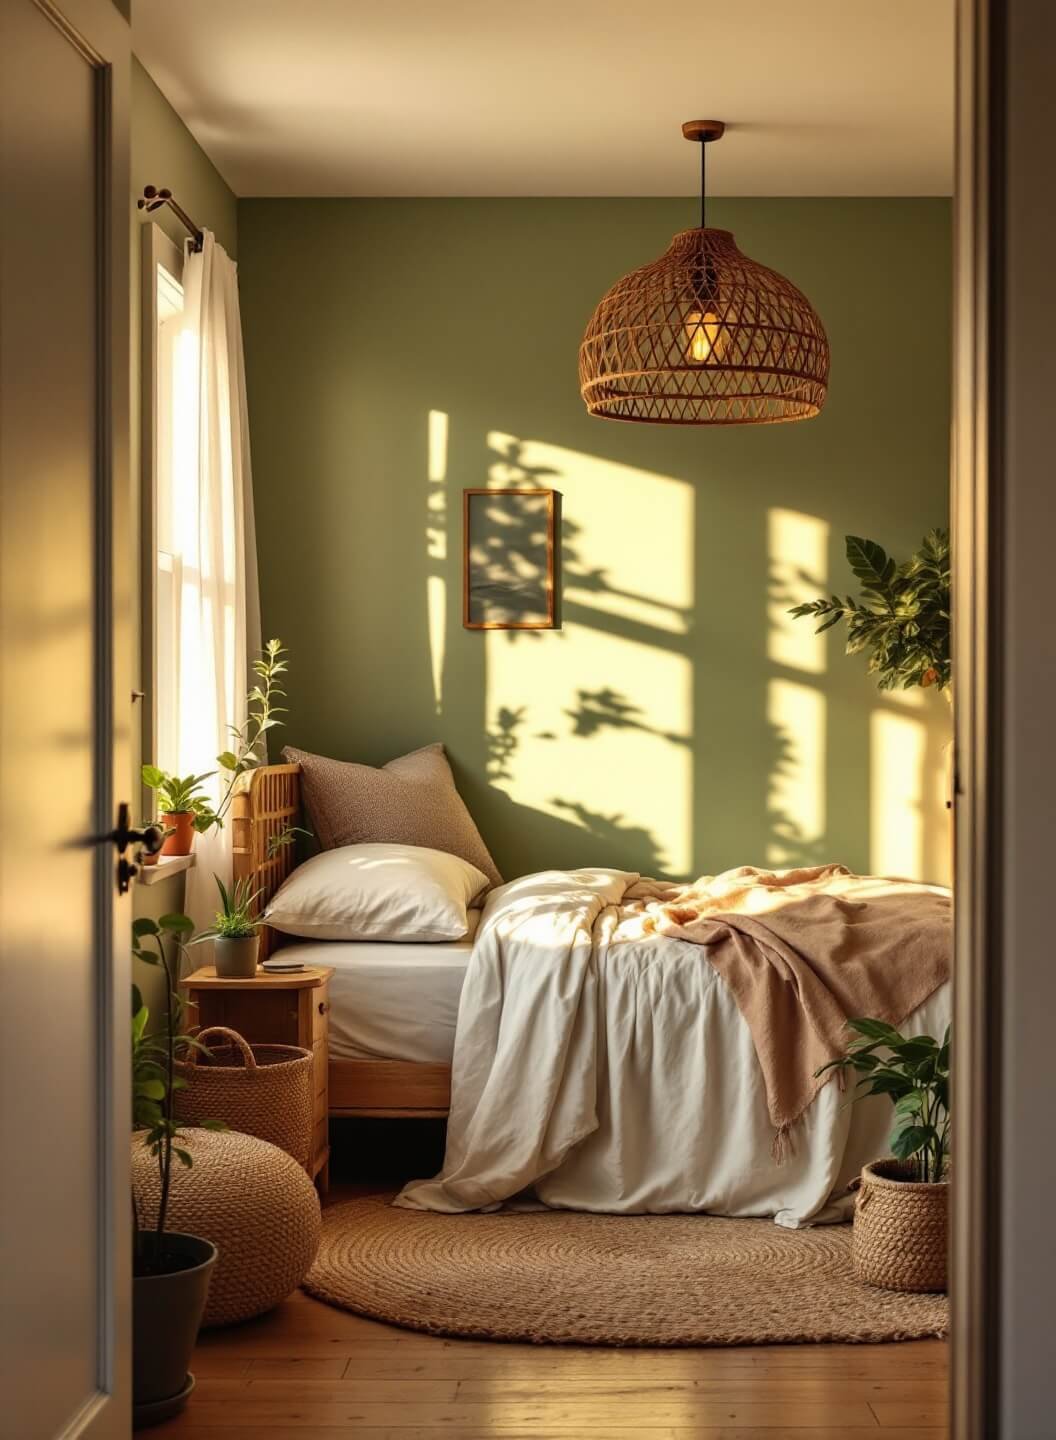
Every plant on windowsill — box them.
[131,912,224,1423]
[817,1018,950,1293]
[789,529,951,696]
[190,875,265,978]
[141,638,299,859]
[139,769,218,857]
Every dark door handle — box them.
[88,804,168,895]
[107,802,165,856]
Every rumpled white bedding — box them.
[396,868,951,1227]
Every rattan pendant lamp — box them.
[579,120,829,425]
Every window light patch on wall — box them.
[482,432,693,877]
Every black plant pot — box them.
[133,1231,217,1429]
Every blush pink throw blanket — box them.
[627,864,951,1154]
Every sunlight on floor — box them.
[483,432,693,877]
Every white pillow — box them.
[264,842,489,942]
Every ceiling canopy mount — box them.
[680,119,726,143]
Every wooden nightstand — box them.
[183,965,335,1192]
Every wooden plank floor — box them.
[157,1178,949,1439]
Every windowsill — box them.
[137,853,196,886]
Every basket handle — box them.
[191,1026,257,1069]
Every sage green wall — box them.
[238,198,951,884]
[129,58,237,1000]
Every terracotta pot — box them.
[133,1231,216,1428]
[140,847,161,867]
[214,934,259,978]
[161,812,196,856]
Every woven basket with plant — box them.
[818,1018,949,1293]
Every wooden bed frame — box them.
[231,763,452,1119]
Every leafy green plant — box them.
[141,640,295,843]
[132,913,223,1269]
[192,875,263,942]
[816,1018,950,1184]
[789,529,950,693]
[212,639,290,826]
[265,825,312,860]
[140,768,217,833]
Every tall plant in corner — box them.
[131,913,220,1248]
[131,913,223,1422]
[790,530,950,694]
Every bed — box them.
[233,763,952,1225]
[231,762,459,1117]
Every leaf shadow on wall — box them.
[457,438,679,876]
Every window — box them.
[154,257,184,772]
[143,224,198,781]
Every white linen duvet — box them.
[396,868,951,1227]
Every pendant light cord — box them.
[700,140,707,229]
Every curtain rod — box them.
[137,185,204,252]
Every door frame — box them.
[950,2,1000,1434]
[948,0,1056,1435]
[43,0,132,1432]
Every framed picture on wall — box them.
[463,488,558,630]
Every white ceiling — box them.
[133,0,955,198]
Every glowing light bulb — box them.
[685,310,722,363]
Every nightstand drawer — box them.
[312,988,330,1042]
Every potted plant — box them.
[789,529,950,696]
[140,638,294,857]
[132,912,223,1426]
[140,769,217,856]
[817,1018,950,1292]
[193,875,264,978]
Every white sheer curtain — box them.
[170,230,261,933]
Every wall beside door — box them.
[238,196,953,887]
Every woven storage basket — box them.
[853,1158,948,1293]
[175,1026,313,1168]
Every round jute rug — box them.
[304,1194,948,1346]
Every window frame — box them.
[139,222,185,813]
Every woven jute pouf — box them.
[303,1194,948,1346]
[853,1158,948,1293]
[132,1129,320,1326]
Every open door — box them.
[0,0,132,1435]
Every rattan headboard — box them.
[231,762,302,959]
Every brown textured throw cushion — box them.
[282,743,502,888]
